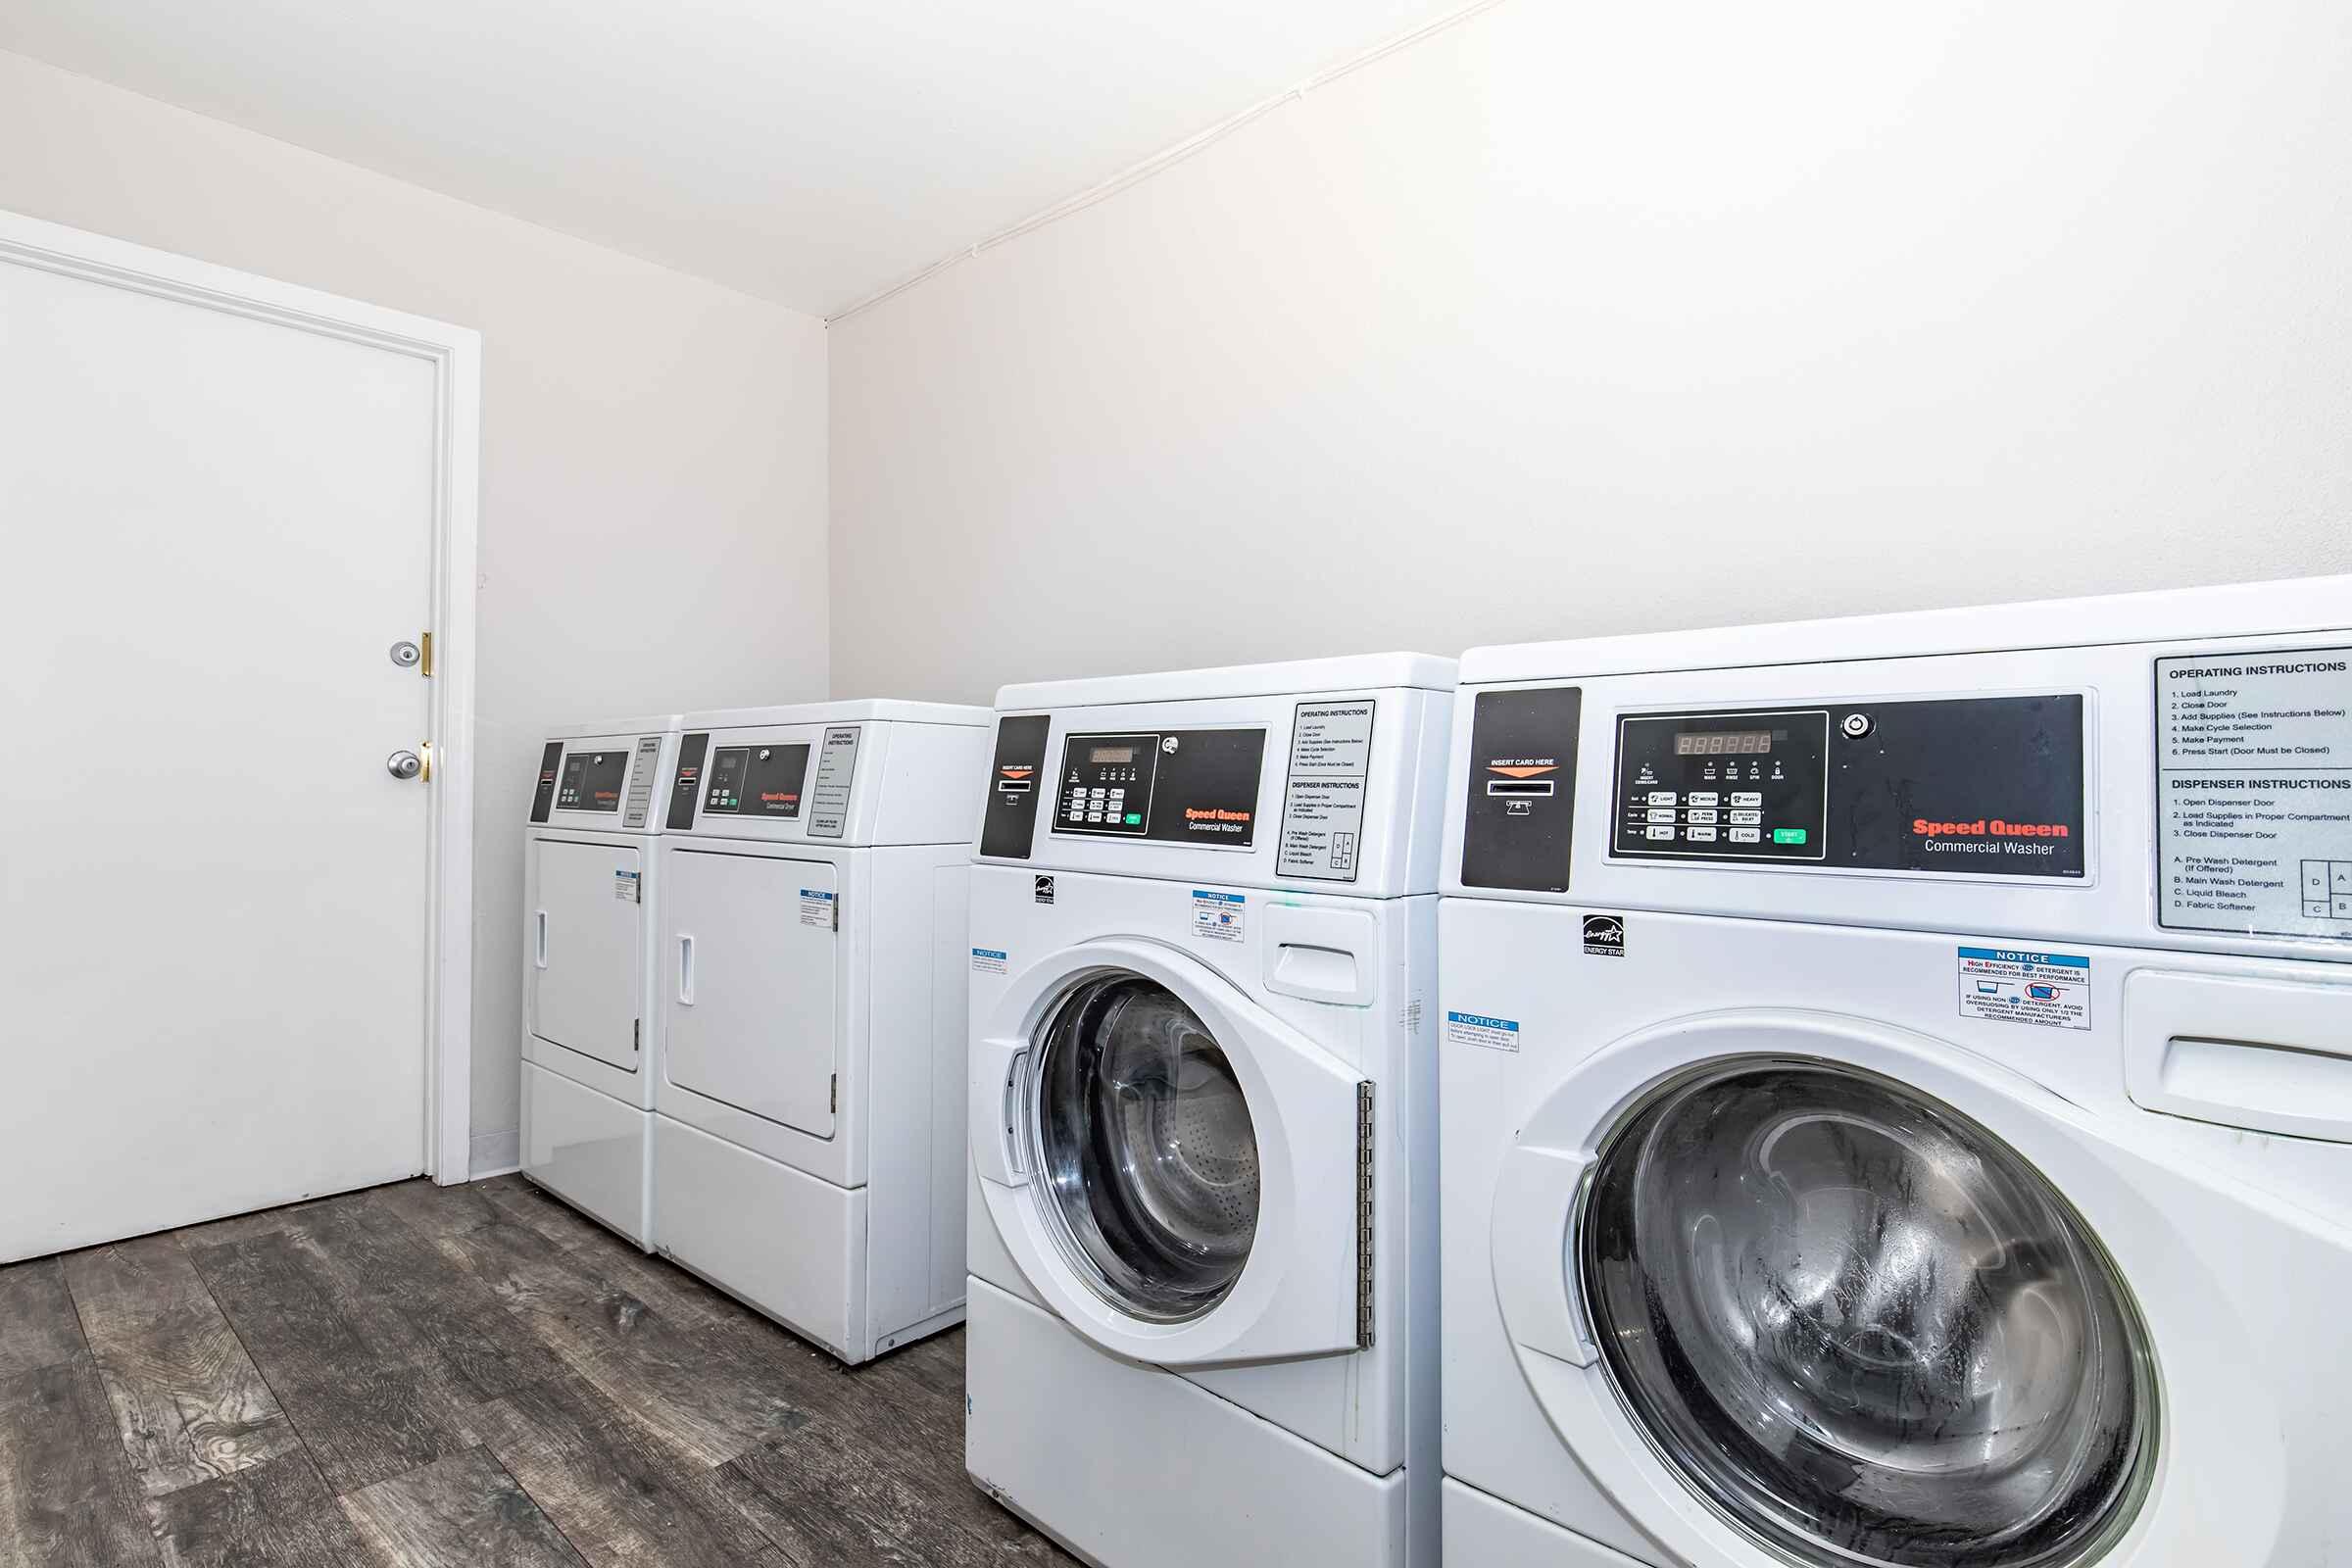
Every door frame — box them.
[0,207,482,1183]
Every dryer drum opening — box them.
[1027,973,1261,1324]
[1578,1058,2157,1568]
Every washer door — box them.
[1484,1009,2352,1568]
[1029,972,1261,1323]
[972,938,1365,1366]
[1580,1058,2152,1568]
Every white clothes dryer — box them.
[965,655,1454,1568]
[650,700,988,1363]
[1437,577,2352,1568]
[520,715,680,1248]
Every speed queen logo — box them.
[1582,913,1626,957]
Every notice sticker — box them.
[2156,649,2352,940]
[971,948,1007,975]
[1192,889,1247,943]
[799,888,835,929]
[1445,1010,1522,1053]
[1278,700,1376,882]
[612,869,641,904]
[1957,947,2090,1031]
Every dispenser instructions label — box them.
[1445,1010,1522,1054]
[1278,701,1375,882]
[1192,889,1247,943]
[1957,948,2090,1031]
[2156,649,2352,940]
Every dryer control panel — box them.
[530,732,668,828]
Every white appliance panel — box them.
[663,848,839,1140]
[529,837,645,1074]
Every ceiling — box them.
[0,0,1463,316]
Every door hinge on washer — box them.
[831,1073,839,1115]
[1356,1080,1375,1349]
[632,1018,641,1054]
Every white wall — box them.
[831,0,2352,704]
[0,50,829,1172]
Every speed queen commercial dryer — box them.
[652,700,989,1363]
[966,655,1454,1568]
[520,714,680,1247]
[1438,577,2352,1568]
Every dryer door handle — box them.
[1491,1143,1597,1368]
[971,1037,1030,1188]
[676,934,696,1006]
[534,910,549,969]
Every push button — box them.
[1645,824,1676,841]
[1729,809,1762,825]
[1731,791,1763,807]
[1729,827,1762,844]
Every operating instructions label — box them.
[2157,649,2352,941]
[1277,700,1375,882]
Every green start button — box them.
[1772,827,1808,845]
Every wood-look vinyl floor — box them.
[0,1177,1080,1568]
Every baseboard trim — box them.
[468,1126,520,1181]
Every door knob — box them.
[386,749,423,780]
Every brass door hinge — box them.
[418,630,434,677]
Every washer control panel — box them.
[1615,710,1829,859]
[1057,732,1155,835]
[1608,694,2086,879]
[1053,727,1266,847]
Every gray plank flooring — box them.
[0,1178,1078,1567]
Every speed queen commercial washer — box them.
[652,700,989,1363]
[1438,577,2352,1568]
[966,655,1454,1568]
[520,715,681,1247]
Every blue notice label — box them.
[1445,1010,1522,1053]
[1956,947,2090,1030]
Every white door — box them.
[0,249,439,1260]
[662,849,839,1138]
[530,837,645,1072]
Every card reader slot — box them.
[995,778,1034,795]
[1487,779,1556,797]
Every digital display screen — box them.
[1675,730,1772,756]
[1089,745,1137,764]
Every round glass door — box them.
[1578,1058,2157,1568]
[1027,973,1261,1323]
